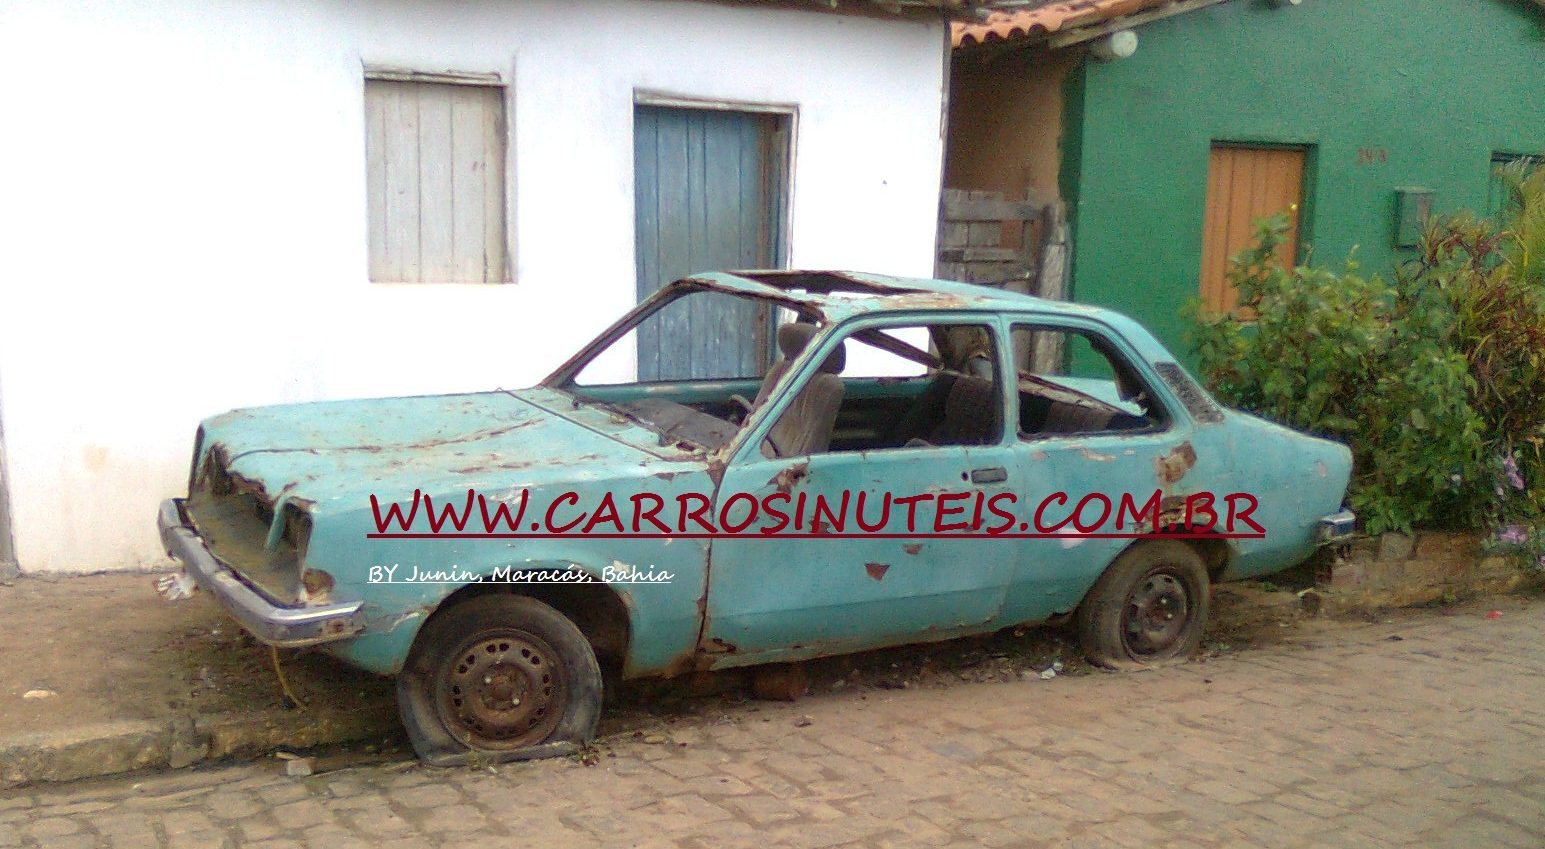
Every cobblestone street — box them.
[3,597,1543,849]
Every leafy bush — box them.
[1189,163,1545,536]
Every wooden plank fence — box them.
[936,189,1071,371]
[936,189,1069,302]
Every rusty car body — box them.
[159,270,1354,763]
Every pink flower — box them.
[1504,455,1525,491]
[1497,524,1528,545]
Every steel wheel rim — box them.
[434,629,565,750]
[1120,567,1192,657]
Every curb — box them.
[0,704,400,789]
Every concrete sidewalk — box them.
[0,574,401,788]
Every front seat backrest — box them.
[763,334,846,458]
[752,323,817,409]
[931,375,998,445]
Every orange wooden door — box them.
[1199,145,1305,313]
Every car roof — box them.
[688,270,1109,320]
[682,270,1178,364]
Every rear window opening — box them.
[1009,326,1168,438]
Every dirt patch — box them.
[1199,581,1324,656]
[598,580,1328,738]
[0,573,393,745]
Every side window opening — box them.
[764,322,1005,457]
[1010,326,1166,438]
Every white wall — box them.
[0,0,948,573]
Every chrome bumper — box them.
[1317,509,1357,545]
[157,498,364,647]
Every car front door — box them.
[700,316,1021,665]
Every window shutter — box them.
[366,79,507,283]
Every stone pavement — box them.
[2,597,1542,849]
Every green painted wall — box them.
[1063,0,1545,363]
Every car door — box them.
[996,317,1199,624]
[700,316,1020,664]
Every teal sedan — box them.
[158,271,1354,764]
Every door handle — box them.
[970,467,1008,484]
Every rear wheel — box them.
[397,594,602,765]
[1078,541,1209,670]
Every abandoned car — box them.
[158,271,1355,764]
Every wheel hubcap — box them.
[1122,570,1191,657]
[436,631,564,750]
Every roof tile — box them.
[953,0,1175,47]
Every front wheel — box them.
[1077,541,1210,670]
[397,594,603,765]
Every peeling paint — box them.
[768,462,810,494]
[1154,441,1197,486]
[865,562,890,581]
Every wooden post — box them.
[1029,201,1070,371]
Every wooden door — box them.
[1199,145,1305,313]
[634,105,788,381]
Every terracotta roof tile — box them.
[952,0,1176,47]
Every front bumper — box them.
[1317,509,1357,545]
[157,498,364,647]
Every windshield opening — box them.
[548,286,821,452]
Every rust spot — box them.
[903,543,923,555]
[865,562,890,581]
[301,569,335,603]
[1154,442,1197,486]
[1158,495,1189,529]
[653,471,679,481]
[1079,448,1116,462]
[226,469,270,501]
[768,462,810,494]
[703,637,738,655]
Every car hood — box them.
[196,387,708,512]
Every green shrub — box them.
[1189,164,1545,536]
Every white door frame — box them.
[0,384,15,577]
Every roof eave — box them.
[953,0,1225,50]
[706,0,1000,21]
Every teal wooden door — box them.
[634,105,787,381]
